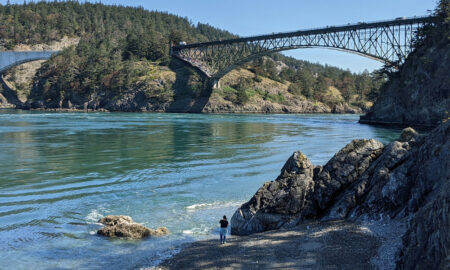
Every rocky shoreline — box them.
[230,122,448,269]
[156,122,448,269]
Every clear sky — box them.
[2,0,439,73]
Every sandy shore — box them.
[152,219,405,270]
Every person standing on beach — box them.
[219,215,228,244]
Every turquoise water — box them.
[0,111,401,269]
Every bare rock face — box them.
[313,139,384,211]
[324,135,416,220]
[331,103,362,114]
[396,180,449,270]
[394,122,449,270]
[231,151,316,235]
[97,215,169,238]
[231,139,384,235]
[359,30,450,128]
[329,122,448,224]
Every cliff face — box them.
[231,121,449,269]
[360,16,450,127]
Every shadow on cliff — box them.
[166,59,212,113]
[0,75,24,108]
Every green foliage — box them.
[0,2,236,108]
[221,86,237,103]
[236,88,250,105]
[263,92,285,104]
[227,77,252,105]
[0,1,235,46]
[123,31,168,61]
[253,75,263,83]
[412,0,449,49]
[288,82,302,96]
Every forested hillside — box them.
[0,1,384,112]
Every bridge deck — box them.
[173,16,436,50]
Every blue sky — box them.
[2,0,439,73]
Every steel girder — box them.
[171,16,436,79]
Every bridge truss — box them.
[171,16,436,80]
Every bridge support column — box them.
[209,78,221,89]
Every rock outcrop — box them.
[97,215,169,238]
[331,103,362,114]
[231,139,384,235]
[232,122,449,268]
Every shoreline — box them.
[0,107,364,114]
[153,219,406,270]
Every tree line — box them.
[0,1,400,109]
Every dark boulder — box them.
[231,139,384,235]
[231,151,316,235]
[313,139,384,211]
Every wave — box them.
[185,200,244,212]
[85,208,105,224]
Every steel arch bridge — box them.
[171,16,436,82]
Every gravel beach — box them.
[153,219,405,270]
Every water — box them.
[0,110,401,269]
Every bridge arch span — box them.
[210,44,391,80]
[0,51,60,74]
[172,16,436,80]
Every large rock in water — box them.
[97,215,169,238]
[231,139,384,235]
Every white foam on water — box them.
[182,229,195,235]
[185,200,244,212]
[182,225,212,236]
[85,208,106,224]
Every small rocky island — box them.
[97,215,169,238]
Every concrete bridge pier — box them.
[209,78,221,89]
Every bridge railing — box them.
[239,15,434,40]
